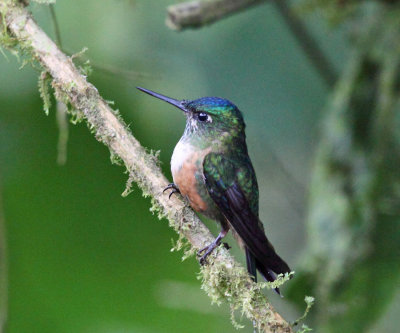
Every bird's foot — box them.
[198,242,219,265]
[198,242,230,265]
[163,183,181,199]
[198,238,227,265]
[197,229,229,265]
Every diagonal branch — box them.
[0,1,293,332]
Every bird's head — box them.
[137,87,245,140]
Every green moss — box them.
[121,170,135,197]
[0,11,22,60]
[109,150,123,166]
[170,233,194,261]
[0,29,18,59]
[53,84,84,124]
[230,309,245,330]
[199,251,281,330]
[292,296,315,329]
[78,59,92,77]
[38,70,52,115]
[197,249,295,330]
[297,324,313,333]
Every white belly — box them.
[171,139,193,181]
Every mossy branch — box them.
[0,1,293,332]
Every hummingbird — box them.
[137,87,291,292]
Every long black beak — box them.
[137,87,187,112]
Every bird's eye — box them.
[197,112,209,122]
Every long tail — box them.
[246,244,290,295]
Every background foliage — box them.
[0,0,399,332]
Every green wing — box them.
[203,152,291,278]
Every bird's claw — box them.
[197,241,225,265]
[163,183,179,193]
[199,249,213,266]
[163,183,181,199]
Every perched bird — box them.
[137,87,291,292]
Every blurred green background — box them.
[1,1,399,332]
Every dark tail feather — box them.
[246,248,257,282]
[255,247,291,296]
[257,262,281,295]
[246,244,289,295]
[246,249,258,333]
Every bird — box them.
[137,87,291,292]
